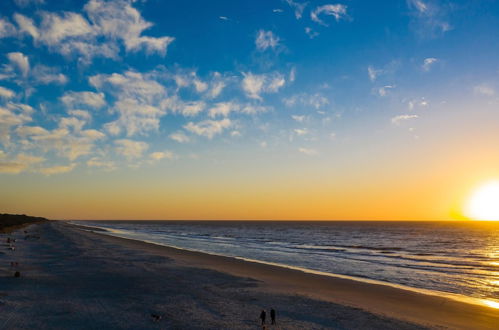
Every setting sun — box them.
[465,181,499,221]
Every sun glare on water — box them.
[465,181,499,221]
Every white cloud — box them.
[15,112,106,161]
[68,110,91,121]
[32,65,68,85]
[0,87,15,99]
[193,79,208,93]
[39,163,75,175]
[150,151,174,161]
[61,91,106,109]
[16,125,48,137]
[291,115,306,122]
[230,130,241,137]
[161,96,205,117]
[84,0,174,55]
[289,67,296,82]
[208,79,226,99]
[184,119,232,139]
[311,4,348,26]
[90,71,165,103]
[407,0,451,38]
[294,128,308,136]
[208,102,239,117]
[169,131,190,143]
[0,153,44,174]
[474,84,495,96]
[28,126,105,161]
[284,0,308,19]
[39,11,94,45]
[241,104,271,115]
[14,0,174,61]
[283,93,329,109]
[377,85,395,97]
[407,98,429,110]
[368,65,382,82]
[108,98,164,136]
[14,0,45,7]
[0,103,33,145]
[7,52,30,77]
[305,27,319,39]
[422,57,438,71]
[115,139,148,158]
[255,30,280,51]
[242,72,286,100]
[90,71,166,136]
[87,157,115,170]
[0,18,17,38]
[13,14,39,39]
[242,73,265,100]
[391,114,418,125]
[298,147,318,155]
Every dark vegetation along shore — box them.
[0,213,48,233]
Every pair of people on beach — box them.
[260,308,276,326]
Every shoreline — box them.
[70,222,499,329]
[73,222,499,310]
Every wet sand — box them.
[0,222,497,329]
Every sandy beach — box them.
[1,222,498,329]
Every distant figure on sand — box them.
[270,308,276,325]
[260,309,266,325]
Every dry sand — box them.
[0,222,497,329]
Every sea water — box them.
[72,220,499,305]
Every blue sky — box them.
[1,0,499,219]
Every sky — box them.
[1,0,499,220]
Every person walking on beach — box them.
[260,309,266,325]
[270,308,276,325]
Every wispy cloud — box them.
[61,91,106,109]
[291,115,306,122]
[14,0,45,8]
[169,131,190,143]
[0,87,15,99]
[13,0,174,62]
[304,27,319,39]
[184,119,232,139]
[0,153,44,174]
[298,147,318,155]
[242,72,286,100]
[474,84,495,96]
[0,18,17,38]
[39,163,75,175]
[255,30,280,51]
[311,4,348,26]
[377,85,395,97]
[407,0,451,38]
[283,93,329,109]
[284,0,308,19]
[115,139,148,158]
[149,151,175,161]
[391,114,418,125]
[7,52,30,77]
[422,57,438,71]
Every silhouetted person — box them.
[270,308,276,325]
[260,309,266,325]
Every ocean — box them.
[72,220,499,306]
